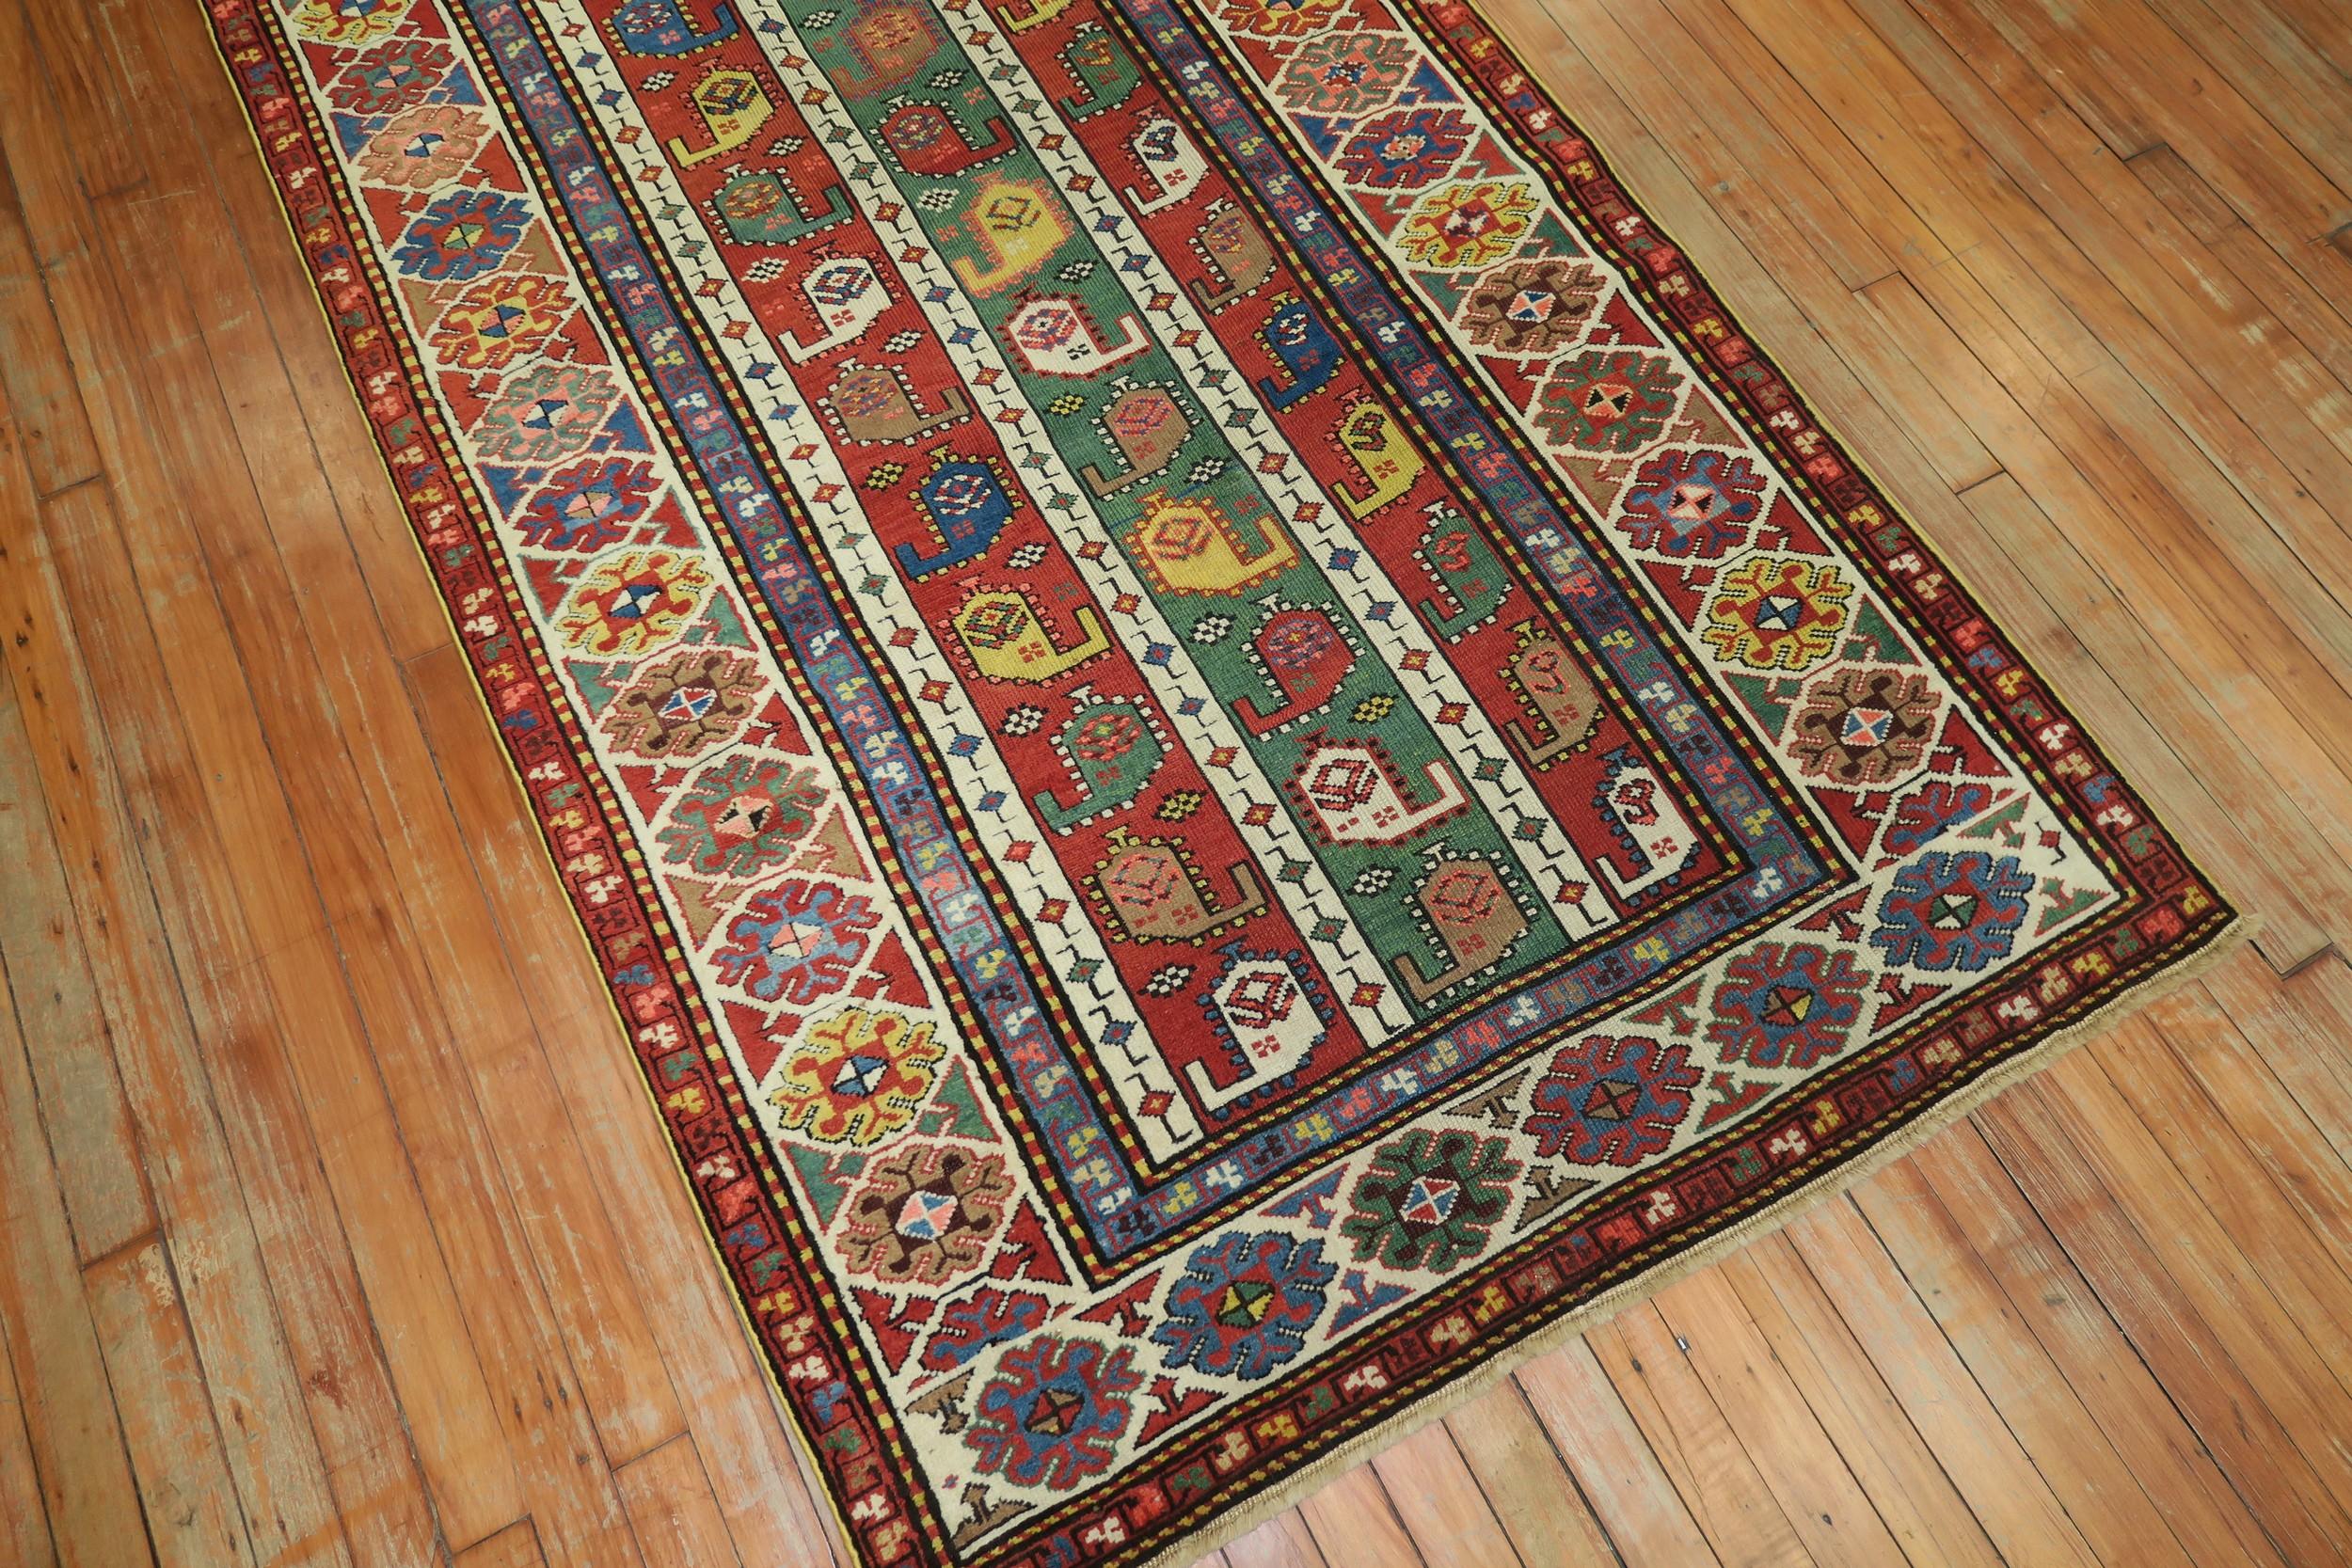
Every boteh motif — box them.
[214,0,2235,1555]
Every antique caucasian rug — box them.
[211,0,2235,1560]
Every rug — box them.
[208,0,2236,1560]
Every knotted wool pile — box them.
[209,0,2236,1560]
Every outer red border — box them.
[202,1,2236,1564]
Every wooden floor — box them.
[6,0,2352,1561]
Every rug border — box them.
[194,3,2251,1565]
[1134,903,2251,1568]
[193,10,899,1553]
[1132,0,2259,1547]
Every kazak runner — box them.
[209,0,2237,1560]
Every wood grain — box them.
[3,0,2349,1564]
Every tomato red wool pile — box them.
[212,0,2233,1561]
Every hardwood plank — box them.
[2123,147,2352,406]
[454,1522,547,1568]
[1491,0,2352,968]
[11,481,455,1568]
[1785,1202,2100,1568]
[1721,0,2352,680]
[2254,0,2352,82]
[0,0,89,288]
[0,435,151,1259]
[2090,1017,2352,1349]
[8,2,2352,1568]
[16,19,644,1541]
[135,0,453,666]
[1687,0,2101,370]
[2276,948,2352,1061]
[22,364,386,1560]
[1515,1341,1723,1567]
[2142,0,2352,196]
[0,1297,61,1568]
[615,1437,743,1568]
[10,498,363,1568]
[1723,1238,2003,1568]
[2074,345,2352,677]
[1868,0,2352,468]
[83,1238,254,1568]
[2198,953,2352,1180]
[175,942,446,1568]
[1585,1310,1812,1567]
[1947,474,2336,971]
[1858,269,2352,890]
[1849,1159,2214,1568]
[1988,1061,2352,1528]
[3,0,152,213]
[2041,1032,2352,1554]
[1365,1419,1523,1568]
[0,777,152,1261]
[2126,145,2248,245]
[1219,1513,1327,1568]
[1438,1387,1616,1568]
[0,897,151,1568]
[1558,0,1901,291]
[1879,262,2352,736]
[18,347,512,1560]
[1646,1272,1908,1568]
[1295,1463,1423,1568]
[101,0,684,1480]
[2269,952,2352,1086]
[1476,0,1989,500]
[1885,0,2352,449]
[1552,0,1996,492]
[1948,0,2352,240]
[1938,1099,2334,1563]
[0,153,99,496]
